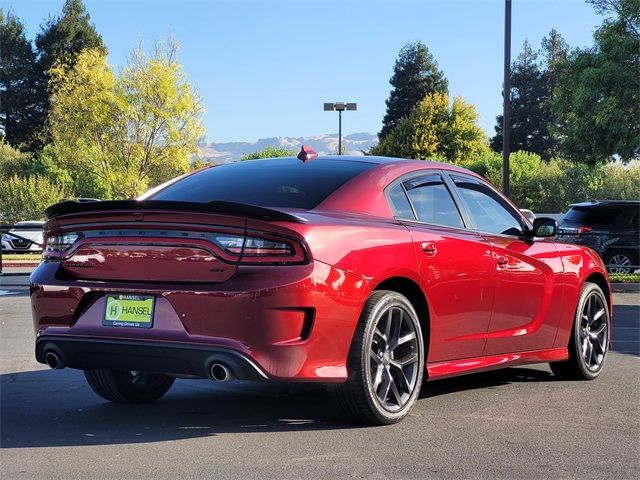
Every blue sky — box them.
[4,0,603,143]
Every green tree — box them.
[47,41,205,199]
[379,41,448,141]
[371,92,487,163]
[0,140,33,177]
[540,28,570,158]
[30,0,105,151]
[491,40,554,159]
[0,175,69,223]
[598,160,640,199]
[240,145,297,160]
[466,151,640,213]
[0,10,37,149]
[552,0,640,163]
[541,28,570,84]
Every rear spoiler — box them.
[44,200,307,223]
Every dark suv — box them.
[557,200,639,273]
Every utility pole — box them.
[503,0,512,197]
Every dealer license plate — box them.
[103,294,155,329]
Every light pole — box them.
[502,0,512,197]
[323,102,357,155]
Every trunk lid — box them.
[45,200,307,283]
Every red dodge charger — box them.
[31,154,612,424]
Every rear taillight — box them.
[44,230,307,265]
[217,233,306,264]
[43,232,83,258]
[574,226,593,236]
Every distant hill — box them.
[197,132,378,163]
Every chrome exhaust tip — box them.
[209,363,231,382]
[45,351,64,369]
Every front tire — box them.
[550,282,610,380]
[84,368,175,403]
[334,290,425,425]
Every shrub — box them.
[240,146,297,160]
[0,175,69,223]
[462,153,640,213]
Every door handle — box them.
[421,242,437,256]
[496,255,508,266]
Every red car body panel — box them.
[30,157,612,382]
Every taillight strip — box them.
[44,228,309,265]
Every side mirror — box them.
[533,217,558,238]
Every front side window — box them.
[451,175,524,236]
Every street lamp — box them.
[323,101,357,155]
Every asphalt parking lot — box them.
[1,283,638,480]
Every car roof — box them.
[569,200,640,208]
[310,154,468,170]
[314,155,492,218]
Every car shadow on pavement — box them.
[420,366,556,399]
[0,368,357,449]
[1,363,565,449]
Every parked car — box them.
[557,200,639,274]
[519,209,536,224]
[31,153,611,425]
[1,221,44,253]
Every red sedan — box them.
[31,154,612,424]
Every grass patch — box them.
[609,272,640,283]
[1,253,41,261]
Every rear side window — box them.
[387,184,415,220]
[563,207,621,226]
[150,159,374,209]
[388,173,464,228]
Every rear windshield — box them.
[149,158,374,209]
[563,206,621,225]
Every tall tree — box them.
[378,41,448,141]
[541,28,570,75]
[540,28,570,158]
[490,40,554,159]
[552,0,639,163]
[371,92,487,163]
[30,0,105,151]
[47,41,205,199]
[0,10,37,149]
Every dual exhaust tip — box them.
[45,350,233,382]
[44,350,65,370]
[209,362,232,382]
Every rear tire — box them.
[550,282,610,380]
[84,368,175,403]
[333,290,425,425]
[603,250,637,274]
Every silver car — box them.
[1,221,44,253]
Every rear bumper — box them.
[36,336,268,381]
[30,260,370,381]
